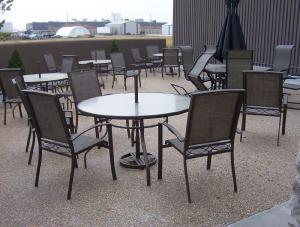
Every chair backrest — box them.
[24,90,70,144]
[69,70,102,104]
[43,54,57,72]
[226,50,253,89]
[273,45,294,72]
[91,50,106,60]
[163,48,179,66]
[12,78,32,119]
[185,90,244,148]
[179,46,193,76]
[188,45,216,77]
[0,68,24,100]
[61,55,77,73]
[110,52,126,69]
[131,48,143,63]
[243,71,283,109]
[146,45,159,58]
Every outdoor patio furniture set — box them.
[0,43,295,202]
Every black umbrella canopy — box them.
[214,0,246,62]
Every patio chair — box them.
[57,55,79,108]
[146,45,162,71]
[161,48,181,78]
[90,49,110,88]
[110,52,141,90]
[170,45,215,96]
[158,89,244,203]
[131,48,153,77]
[68,70,103,133]
[0,68,24,125]
[23,90,116,200]
[43,53,58,72]
[12,78,75,165]
[178,45,193,77]
[90,50,107,60]
[241,71,287,146]
[226,50,253,89]
[272,45,294,76]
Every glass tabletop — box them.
[77,93,190,120]
[205,64,272,73]
[78,59,111,65]
[24,73,68,83]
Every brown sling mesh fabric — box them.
[227,50,253,89]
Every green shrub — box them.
[111,39,119,53]
[7,49,26,74]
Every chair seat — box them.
[167,138,231,159]
[71,134,102,154]
[125,70,139,77]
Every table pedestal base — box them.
[120,152,156,169]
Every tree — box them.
[0,0,14,29]
[8,49,26,74]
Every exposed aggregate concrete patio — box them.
[0,72,299,226]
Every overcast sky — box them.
[1,0,173,30]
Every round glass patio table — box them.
[77,92,190,185]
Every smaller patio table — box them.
[78,59,111,66]
[23,72,68,91]
[77,92,190,186]
[204,64,272,88]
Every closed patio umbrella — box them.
[214,0,246,62]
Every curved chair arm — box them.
[71,122,110,141]
[162,122,185,142]
[170,83,191,96]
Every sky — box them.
[1,0,173,31]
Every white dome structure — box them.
[56,26,90,38]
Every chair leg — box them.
[230,150,237,193]
[4,102,6,125]
[18,103,23,118]
[28,131,36,165]
[282,105,287,135]
[138,74,141,87]
[67,157,76,200]
[108,125,117,180]
[112,75,116,88]
[158,123,163,180]
[75,112,79,133]
[241,112,246,131]
[25,125,32,153]
[206,154,212,170]
[35,145,42,187]
[277,115,282,146]
[124,75,127,90]
[183,158,192,203]
[161,66,164,79]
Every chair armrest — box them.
[170,83,191,96]
[71,122,110,141]
[162,122,185,142]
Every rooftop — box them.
[0,72,298,226]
